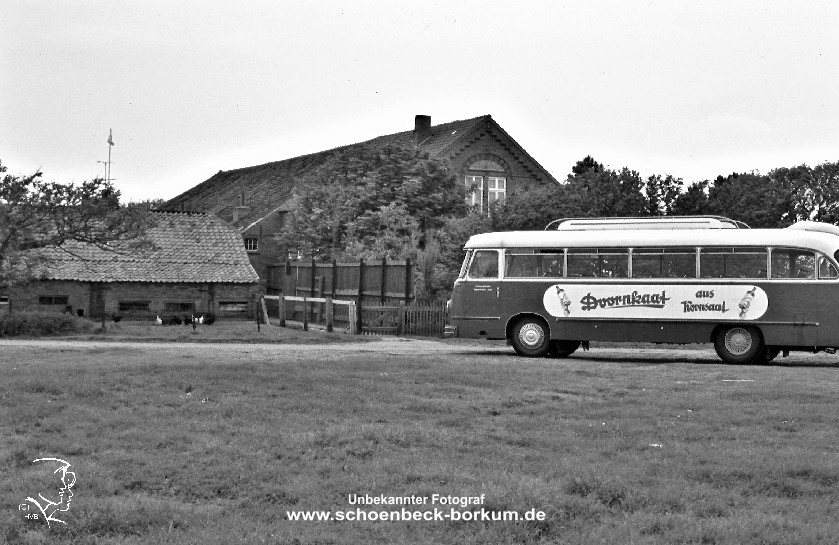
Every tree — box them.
[644,174,683,216]
[571,155,604,176]
[706,172,794,227]
[670,180,710,216]
[278,145,467,261]
[567,166,647,217]
[773,161,839,224]
[488,182,587,230]
[0,160,151,287]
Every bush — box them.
[0,311,93,337]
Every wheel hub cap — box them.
[725,328,752,355]
[519,323,544,348]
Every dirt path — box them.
[0,337,495,356]
[2,337,838,367]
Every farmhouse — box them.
[5,211,260,319]
[162,114,558,282]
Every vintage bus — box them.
[444,217,839,364]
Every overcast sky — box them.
[2,1,837,202]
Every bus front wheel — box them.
[714,325,765,365]
[511,317,551,357]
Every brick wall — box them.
[447,128,555,211]
[243,209,287,283]
[7,280,260,319]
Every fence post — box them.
[381,256,387,304]
[303,296,309,332]
[405,257,412,304]
[317,274,325,324]
[310,252,316,299]
[358,258,365,301]
[398,302,406,336]
[348,302,357,334]
[279,296,286,327]
[357,259,365,334]
[261,297,270,326]
[332,259,338,299]
[326,297,334,333]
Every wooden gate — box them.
[360,304,402,335]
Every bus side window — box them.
[505,251,563,278]
[543,255,564,277]
[771,249,815,279]
[663,249,697,278]
[632,249,663,278]
[818,256,838,279]
[702,248,766,278]
[567,249,599,277]
[600,250,629,278]
[468,250,499,279]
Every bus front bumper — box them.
[444,325,458,338]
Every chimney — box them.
[413,115,432,146]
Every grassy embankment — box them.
[1,342,837,544]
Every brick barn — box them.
[5,211,260,320]
[161,114,559,283]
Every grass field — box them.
[1,340,838,544]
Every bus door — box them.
[457,249,503,335]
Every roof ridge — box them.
[164,115,493,212]
[203,115,493,176]
[430,115,491,156]
[484,118,559,184]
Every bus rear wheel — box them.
[511,317,550,357]
[714,325,765,365]
[549,340,581,358]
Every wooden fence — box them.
[263,296,447,336]
[267,258,413,305]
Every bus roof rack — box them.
[544,216,750,231]
[786,221,839,237]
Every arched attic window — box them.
[464,158,508,213]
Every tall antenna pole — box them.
[106,129,115,183]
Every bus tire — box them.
[549,340,581,358]
[511,317,551,357]
[714,325,765,365]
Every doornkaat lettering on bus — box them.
[543,284,768,320]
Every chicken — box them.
[155,315,163,325]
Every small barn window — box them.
[119,301,151,313]
[164,302,194,312]
[39,295,69,305]
[244,237,259,252]
[218,301,248,313]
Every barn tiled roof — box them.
[35,211,259,283]
[161,115,493,229]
